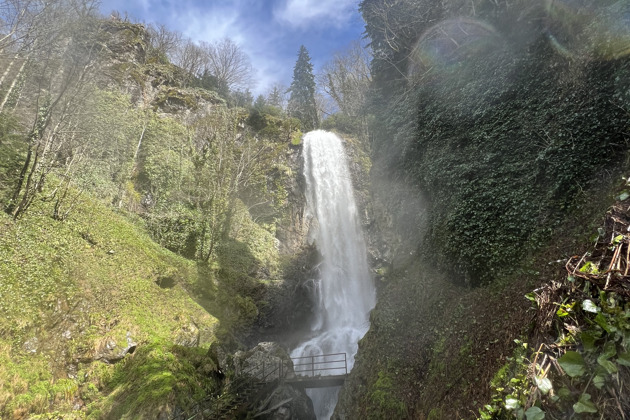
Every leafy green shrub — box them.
[321,113,361,134]
[367,371,408,419]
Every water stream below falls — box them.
[291,130,376,419]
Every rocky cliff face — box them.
[275,144,309,256]
[96,20,224,115]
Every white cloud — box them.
[168,5,241,43]
[171,4,285,95]
[100,0,357,95]
[274,0,358,27]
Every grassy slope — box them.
[0,194,220,419]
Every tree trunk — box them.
[0,54,19,88]
[0,57,28,113]
[6,142,33,215]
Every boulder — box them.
[23,337,38,354]
[232,342,316,420]
[94,331,137,363]
[175,322,199,347]
[234,342,295,382]
[254,384,316,420]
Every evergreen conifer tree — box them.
[287,45,319,131]
[267,86,283,109]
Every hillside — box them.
[0,194,223,419]
[0,11,313,419]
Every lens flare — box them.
[408,17,503,79]
[546,0,630,59]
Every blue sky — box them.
[99,0,366,95]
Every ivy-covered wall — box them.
[364,0,630,284]
[408,43,630,284]
[334,1,630,419]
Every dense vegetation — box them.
[361,0,630,285]
[2,0,630,419]
[333,0,630,419]
[0,1,314,418]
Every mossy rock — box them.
[152,87,224,112]
[144,62,187,88]
[99,20,149,63]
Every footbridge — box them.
[243,352,348,389]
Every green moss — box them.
[369,21,630,285]
[225,199,280,276]
[153,87,225,111]
[108,62,147,87]
[427,408,445,420]
[86,342,219,419]
[154,87,199,110]
[290,130,303,145]
[478,339,530,419]
[367,370,408,419]
[425,336,448,382]
[0,191,219,418]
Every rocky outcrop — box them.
[94,332,137,363]
[249,244,321,347]
[95,20,226,115]
[275,144,309,256]
[100,20,149,64]
[232,342,316,420]
[234,342,296,381]
[253,383,316,420]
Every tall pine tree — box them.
[267,86,284,109]
[288,45,319,131]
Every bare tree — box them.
[318,40,372,118]
[5,1,105,219]
[172,39,205,84]
[0,0,89,113]
[146,22,182,61]
[0,0,56,53]
[200,38,254,91]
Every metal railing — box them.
[241,359,287,383]
[175,353,349,419]
[239,352,348,384]
[291,352,347,377]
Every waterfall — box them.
[291,130,376,419]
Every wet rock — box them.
[207,341,229,372]
[275,146,309,256]
[251,245,320,345]
[230,342,316,420]
[254,384,316,420]
[234,342,295,382]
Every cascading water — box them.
[291,130,376,419]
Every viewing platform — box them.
[243,352,348,389]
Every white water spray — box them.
[291,130,376,419]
